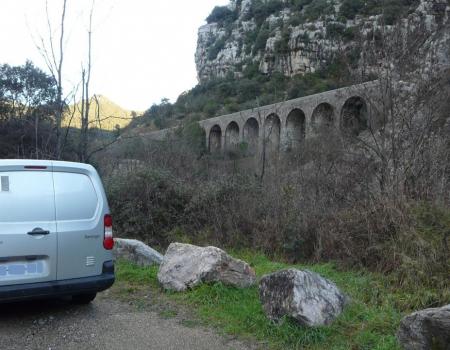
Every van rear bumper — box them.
[0,261,115,303]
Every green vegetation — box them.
[339,0,365,20]
[133,97,173,129]
[206,5,237,25]
[0,61,132,159]
[287,0,314,12]
[115,259,159,287]
[326,23,346,40]
[207,37,227,61]
[304,0,334,21]
[253,24,271,52]
[243,0,285,26]
[0,61,57,159]
[130,63,347,130]
[115,251,441,349]
[339,0,420,24]
[274,26,292,53]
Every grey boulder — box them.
[113,238,163,266]
[397,304,450,350]
[157,243,256,291]
[259,268,347,327]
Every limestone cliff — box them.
[195,0,450,82]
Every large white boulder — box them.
[113,238,163,266]
[157,243,256,291]
[397,304,450,350]
[259,269,347,327]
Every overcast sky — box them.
[0,0,228,111]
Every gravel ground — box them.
[0,292,251,350]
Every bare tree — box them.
[36,0,68,159]
[79,0,95,162]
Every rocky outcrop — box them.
[397,304,450,350]
[196,0,450,82]
[113,238,163,266]
[157,243,256,291]
[259,269,347,327]
[195,3,339,81]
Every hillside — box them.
[131,0,450,131]
[65,95,139,131]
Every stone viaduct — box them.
[145,80,380,157]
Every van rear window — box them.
[53,172,98,221]
[0,171,55,223]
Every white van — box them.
[0,160,114,304]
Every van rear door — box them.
[0,168,57,287]
[53,169,105,280]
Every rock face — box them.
[113,238,163,266]
[259,269,347,327]
[196,0,450,82]
[397,304,450,350]
[157,243,256,291]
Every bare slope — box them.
[65,95,139,131]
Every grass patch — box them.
[115,260,159,286]
[113,253,432,349]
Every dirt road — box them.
[0,292,251,350]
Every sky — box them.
[0,0,229,111]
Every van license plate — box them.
[0,261,44,277]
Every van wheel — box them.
[72,293,97,304]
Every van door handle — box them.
[27,228,50,236]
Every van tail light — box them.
[103,214,114,250]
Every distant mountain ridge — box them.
[65,95,140,131]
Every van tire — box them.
[72,293,97,304]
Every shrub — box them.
[339,0,365,20]
[289,0,314,12]
[342,26,357,41]
[304,0,333,20]
[274,27,292,53]
[202,100,219,117]
[243,28,259,52]
[242,61,260,79]
[326,22,346,39]
[106,168,190,247]
[254,25,270,52]
[206,6,237,25]
[288,12,303,27]
[236,78,261,102]
[207,37,227,60]
[245,0,285,25]
[393,204,450,294]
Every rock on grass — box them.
[157,243,256,291]
[259,268,347,327]
[397,304,450,350]
[113,238,163,266]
